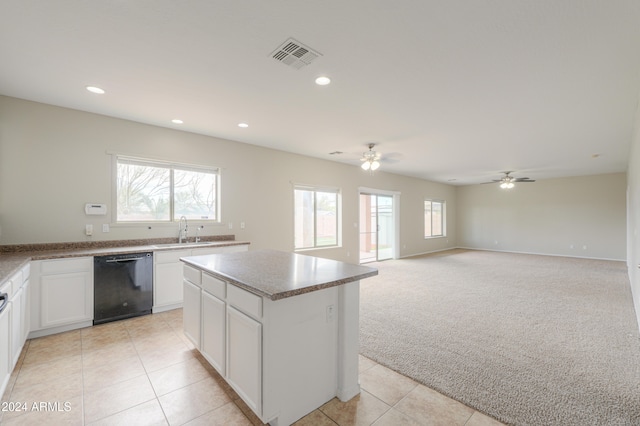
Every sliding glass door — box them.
[359,193,394,263]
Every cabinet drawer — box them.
[224,244,249,253]
[202,273,226,299]
[183,264,202,286]
[191,247,224,256]
[227,285,262,320]
[22,263,30,281]
[41,257,92,274]
[0,281,11,300]
[10,271,23,293]
[155,249,191,264]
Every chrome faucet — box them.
[178,216,188,243]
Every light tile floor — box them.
[1,309,504,425]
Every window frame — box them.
[293,184,341,251]
[424,199,446,238]
[113,155,220,224]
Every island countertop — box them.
[181,249,378,300]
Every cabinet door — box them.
[0,303,11,398]
[155,262,185,307]
[20,280,30,343]
[41,271,93,327]
[202,291,226,375]
[183,279,201,347]
[10,285,23,367]
[227,306,262,415]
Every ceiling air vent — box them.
[271,38,322,70]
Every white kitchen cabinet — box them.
[154,244,248,313]
[20,278,30,344]
[201,290,226,374]
[154,249,191,311]
[30,257,93,337]
[181,259,349,425]
[0,280,12,398]
[227,305,262,414]
[192,246,226,256]
[183,278,202,347]
[218,244,249,254]
[10,284,23,367]
[183,265,263,415]
[9,265,30,368]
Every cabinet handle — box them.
[0,292,8,314]
[105,257,145,263]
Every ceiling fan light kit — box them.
[361,143,381,173]
[483,171,536,189]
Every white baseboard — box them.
[455,246,625,262]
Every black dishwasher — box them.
[94,252,153,325]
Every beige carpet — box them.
[359,249,640,426]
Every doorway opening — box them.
[359,191,398,263]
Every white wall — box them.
[627,97,640,328]
[0,95,456,262]
[456,173,627,261]
[1,95,630,267]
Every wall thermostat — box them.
[85,203,107,215]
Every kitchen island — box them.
[181,249,378,426]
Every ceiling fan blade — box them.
[477,172,536,185]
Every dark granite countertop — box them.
[0,237,249,287]
[181,249,378,301]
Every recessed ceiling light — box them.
[171,119,184,124]
[86,86,105,94]
[238,123,249,128]
[315,76,331,86]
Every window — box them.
[116,156,219,223]
[424,199,445,238]
[294,186,340,250]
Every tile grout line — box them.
[126,314,172,426]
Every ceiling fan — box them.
[329,142,402,172]
[482,171,535,189]
[360,143,382,171]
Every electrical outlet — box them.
[240,221,245,229]
[326,305,334,323]
[102,224,110,233]
[228,222,233,229]
[85,224,93,236]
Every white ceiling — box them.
[2,1,640,185]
